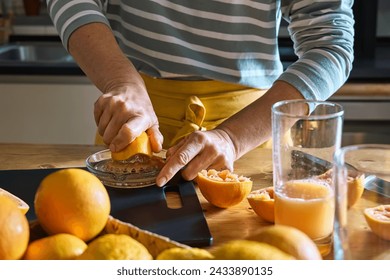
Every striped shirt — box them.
[47,0,354,100]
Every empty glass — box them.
[333,144,390,260]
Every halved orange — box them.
[0,188,29,215]
[0,195,30,260]
[247,186,275,223]
[363,204,390,241]
[347,174,365,209]
[111,132,152,161]
[195,169,253,208]
[317,169,364,208]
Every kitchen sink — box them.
[0,42,74,63]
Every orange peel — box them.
[0,196,30,260]
[195,169,252,208]
[247,186,275,223]
[317,169,364,208]
[364,204,390,241]
[111,132,152,161]
[0,188,29,215]
[346,174,365,208]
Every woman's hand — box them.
[94,81,163,153]
[155,129,236,186]
[67,23,163,153]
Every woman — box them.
[47,0,354,186]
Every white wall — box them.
[0,80,101,144]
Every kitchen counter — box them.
[0,143,389,260]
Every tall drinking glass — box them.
[272,100,344,257]
[333,144,390,260]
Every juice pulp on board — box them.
[275,179,334,240]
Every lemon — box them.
[249,225,322,260]
[77,234,153,260]
[24,233,87,260]
[213,240,295,260]
[156,247,214,260]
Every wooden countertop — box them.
[334,83,390,97]
[0,143,389,260]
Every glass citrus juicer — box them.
[86,133,165,188]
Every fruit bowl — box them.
[86,149,165,188]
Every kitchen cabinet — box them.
[0,76,101,145]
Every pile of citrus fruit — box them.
[157,225,322,260]
[0,168,155,260]
[0,167,322,260]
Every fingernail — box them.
[156,176,167,187]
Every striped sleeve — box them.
[46,0,354,101]
[278,0,354,100]
[46,0,110,49]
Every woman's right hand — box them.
[93,79,163,154]
[66,23,163,153]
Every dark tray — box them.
[0,168,213,247]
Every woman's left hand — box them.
[155,129,236,186]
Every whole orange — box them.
[34,168,111,241]
[0,196,30,260]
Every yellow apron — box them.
[96,74,268,149]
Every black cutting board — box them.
[0,168,213,247]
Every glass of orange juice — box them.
[272,100,344,257]
[333,144,390,260]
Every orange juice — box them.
[275,179,334,240]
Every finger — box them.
[97,109,113,140]
[102,109,135,146]
[165,137,186,159]
[93,95,108,127]
[109,117,147,152]
[207,158,233,172]
[108,123,135,152]
[180,149,219,181]
[156,140,201,186]
[147,125,163,153]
